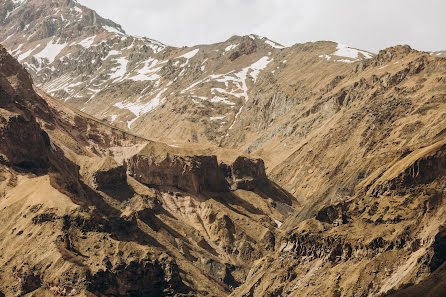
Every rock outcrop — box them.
[127,143,228,193]
[89,156,127,190]
[127,144,274,195]
[225,156,267,191]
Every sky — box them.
[77,0,446,53]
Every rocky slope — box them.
[227,46,446,296]
[0,45,298,296]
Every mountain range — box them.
[0,0,445,296]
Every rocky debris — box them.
[201,258,239,288]
[428,226,446,272]
[31,212,58,224]
[1,2,446,296]
[229,38,258,61]
[0,44,300,297]
[370,141,446,197]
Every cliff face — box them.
[127,143,229,194]
[225,49,446,296]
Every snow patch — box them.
[333,43,373,60]
[272,218,283,228]
[34,40,67,63]
[265,39,284,49]
[73,6,82,14]
[225,44,238,52]
[108,56,129,81]
[78,36,95,48]
[114,88,168,128]
[12,0,29,4]
[178,48,199,59]
[17,45,39,61]
[210,96,236,106]
[103,25,123,35]
[210,116,225,121]
[248,56,272,82]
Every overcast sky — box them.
[78,0,446,53]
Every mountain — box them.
[1,0,446,296]
[0,44,298,296]
[0,0,373,145]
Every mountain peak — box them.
[0,0,125,43]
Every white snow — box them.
[110,114,118,122]
[319,54,331,61]
[128,58,163,82]
[103,25,123,35]
[272,218,283,228]
[227,106,244,131]
[34,40,67,63]
[265,39,284,49]
[17,44,39,61]
[114,88,168,128]
[104,50,120,59]
[108,57,129,81]
[73,6,82,14]
[210,96,236,106]
[10,43,24,55]
[225,44,238,52]
[333,43,373,60]
[78,36,95,48]
[336,59,354,63]
[248,56,272,82]
[210,116,226,121]
[147,43,164,53]
[178,48,199,59]
[181,56,271,104]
